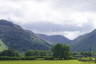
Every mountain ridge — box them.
[72,29,96,52]
[0,19,51,52]
[36,34,71,44]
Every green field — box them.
[0,60,95,64]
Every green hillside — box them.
[72,29,96,52]
[0,40,8,52]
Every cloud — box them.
[22,21,94,39]
[55,0,96,12]
[0,0,96,39]
[0,0,96,23]
[23,21,93,32]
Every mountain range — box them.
[0,19,96,52]
[0,19,51,52]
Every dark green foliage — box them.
[52,44,71,59]
[22,56,36,60]
[80,52,92,57]
[0,49,21,57]
[25,50,52,58]
[24,50,53,60]
[44,57,54,60]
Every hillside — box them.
[37,34,71,44]
[0,40,8,52]
[72,29,96,52]
[0,19,51,52]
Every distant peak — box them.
[0,19,14,26]
[0,19,9,22]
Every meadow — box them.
[0,60,95,64]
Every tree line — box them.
[0,44,94,60]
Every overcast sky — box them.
[0,0,96,40]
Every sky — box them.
[0,0,96,40]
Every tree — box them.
[0,49,21,57]
[25,50,36,57]
[80,52,92,57]
[25,50,52,58]
[52,44,71,59]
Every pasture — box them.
[0,60,95,64]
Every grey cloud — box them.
[2,0,96,12]
[55,0,96,12]
[23,21,94,33]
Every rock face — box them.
[0,19,51,52]
[37,34,71,45]
[72,30,96,52]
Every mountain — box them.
[0,19,51,52]
[36,34,71,44]
[72,29,96,52]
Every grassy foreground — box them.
[0,60,95,64]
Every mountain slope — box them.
[37,34,71,44]
[72,30,96,52]
[0,40,8,52]
[0,19,51,52]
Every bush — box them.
[44,56,54,60]
[0,49,21,57]
[0,56,21,60]
[22,56,36,60]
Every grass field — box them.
[0,60,95,64]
